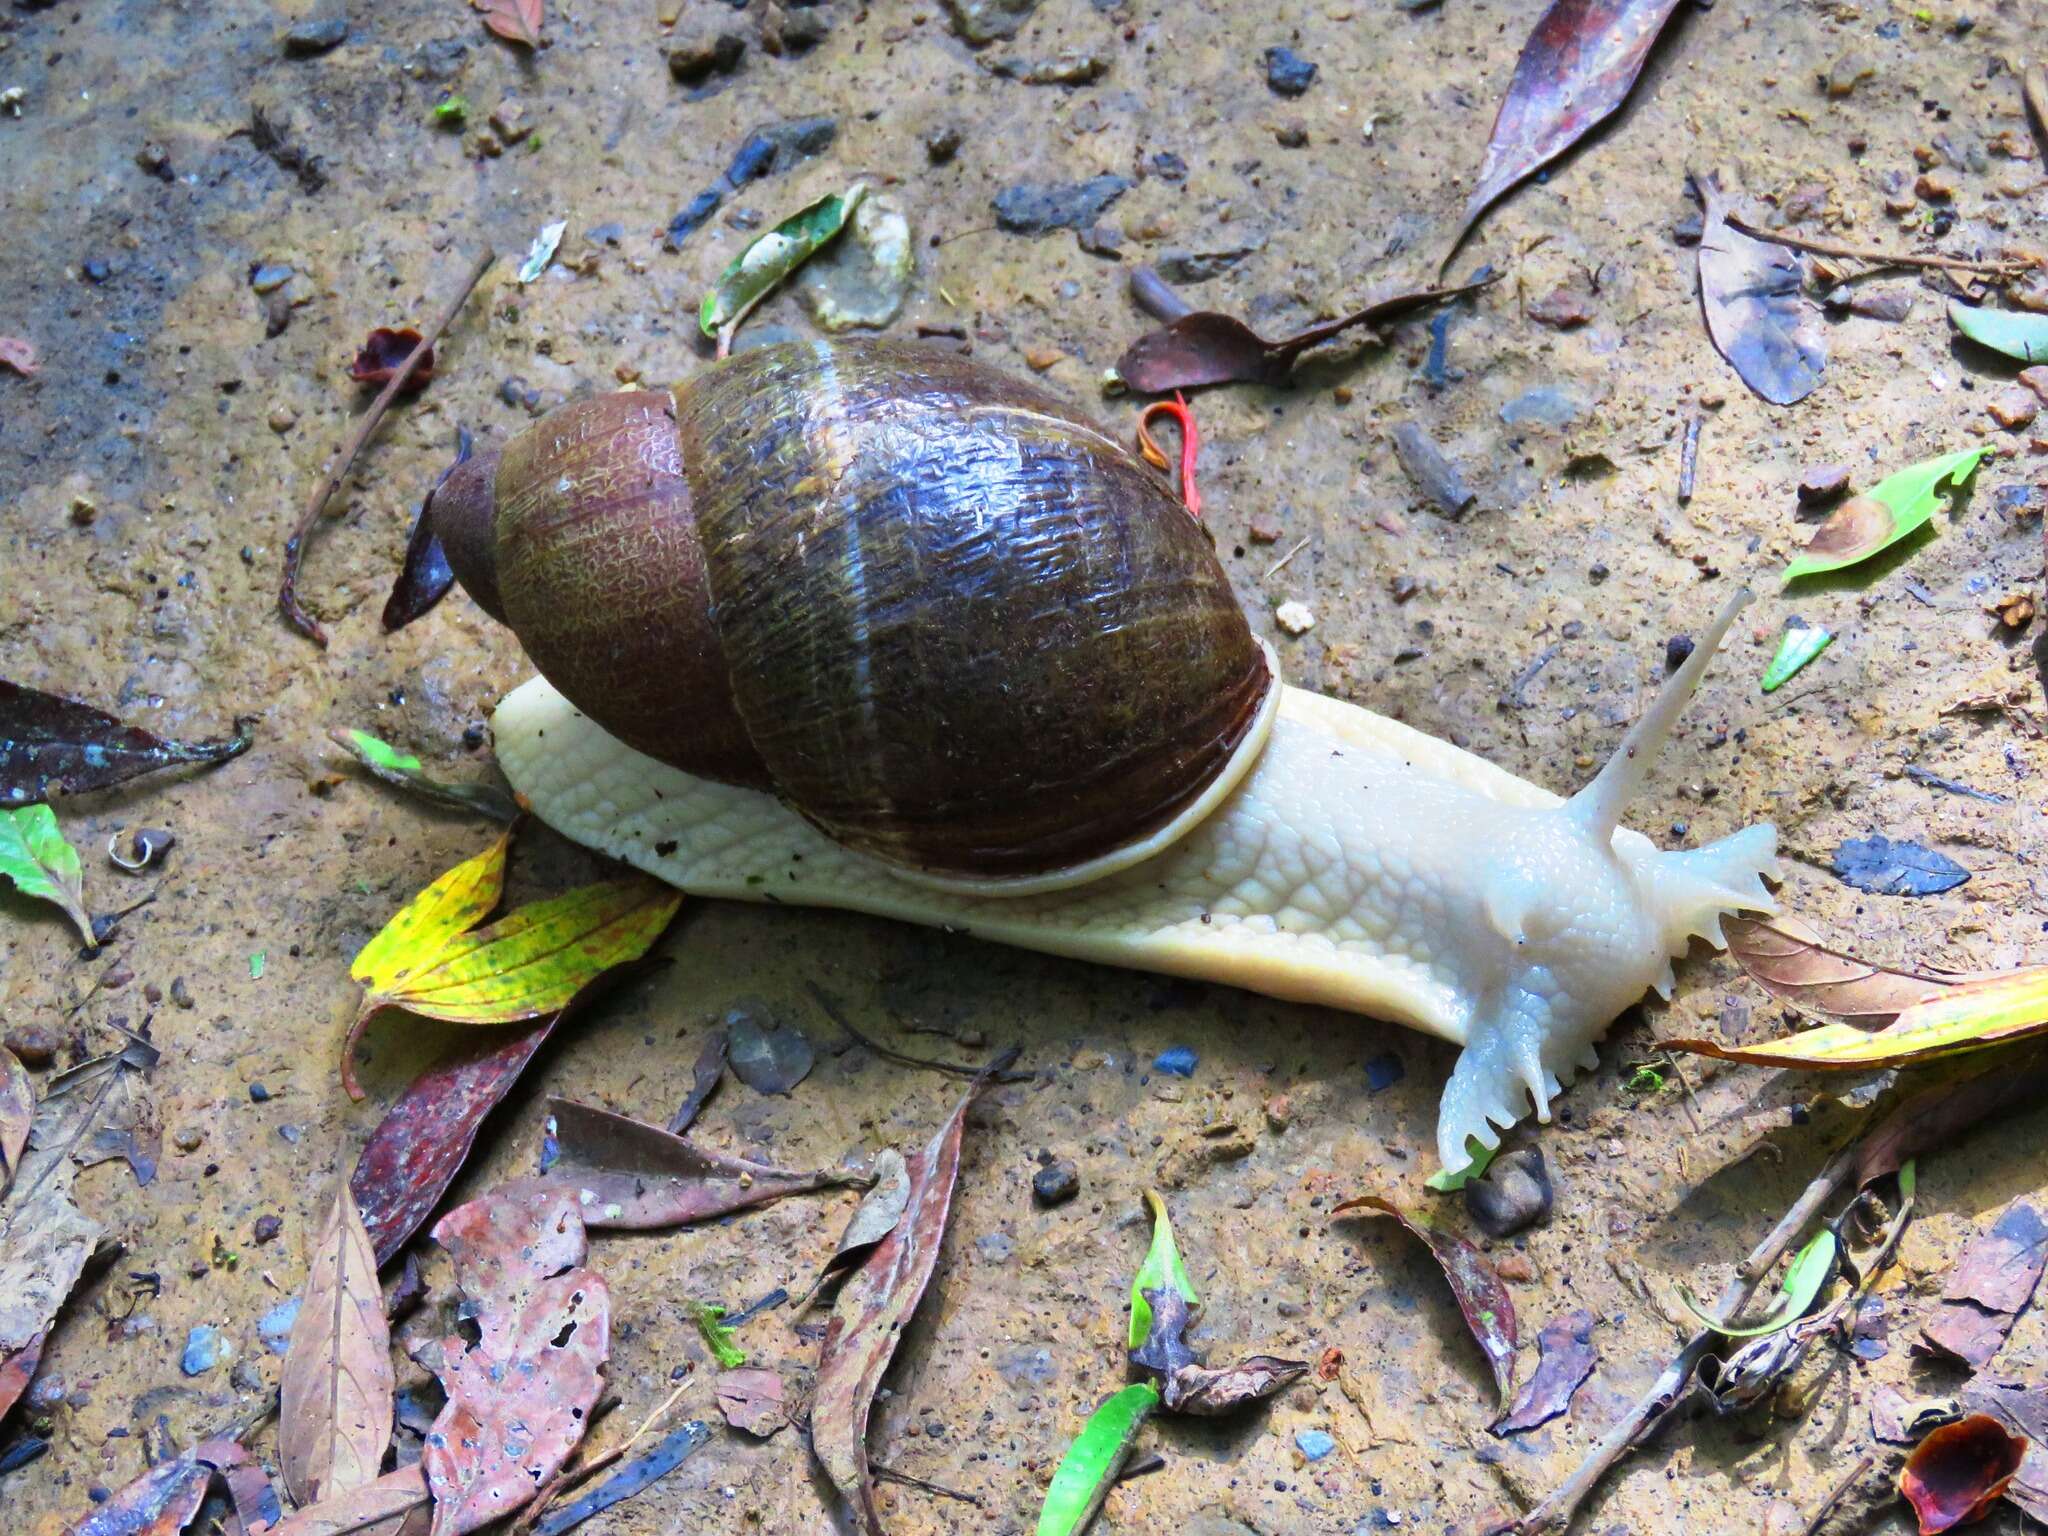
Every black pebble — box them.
[1463,1148,1553,1238]
[1263,46,1317,97]
[249,1083,271,1103]
[1665,634,1695,673]
[1032,1159,1080,1207]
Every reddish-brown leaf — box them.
[351,1018,555,1266]
[72,1438,247,1536]
[269,1466,430,1536]
[0,1329,45,1423]
[812,1064,1008,1533]
[1331,1195,1518,1410]
[1901,1414,2029,1534]
[472,0,542,47]
[1959,1382,2048,1526]
[716,1367,788,1437]
[281,1185,395,1505]
[1493,1309,1597,1435]
[348,329,436,393]
[1920,1203,2048,1369]
[513,1098,855,1231]
[1446,0,1685,261]
[0,336,38,377]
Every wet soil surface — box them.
[3,0,2047,1532]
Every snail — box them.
[423,337,1779,1177]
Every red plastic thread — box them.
[1135,393,1202,520]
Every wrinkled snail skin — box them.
[448,339,1780,1177]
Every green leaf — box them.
[332,728,519,821]
[1783,446,1988,583]
[699,184,866,349]
[1033,1382,1160,1536]
[1949,301,2048,364]
[1761,623,1833,692]
[433,95,469,125]
[1426,1137,1496,1192]
[1128,1189,1198,1351]
[1680,1229,1839,1338]
[1898,1158,1917,1203]
[689,1301,748,1369]
[0,803,94,946]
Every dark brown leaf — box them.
[715,1367,788,1437]
[473,0,543,47]
[1920,1203,2048,1369]
[269,1465,430,1536]
[1696,172,1826,406]
[1493,1309,1597,1435]
[73,1438,247,1536]
[528,1422,711,1535]
[666,1028,728,1135]
[348,329,436,393]
[514,1098,854,1230]
[1163,1354,1309,1416]
[281,1186,395,1505]
[0,679,251,807]
[381,428,474,633]
[351,1019,555,1267]
[1856,1051,2048,1193]
[1332,1195,1518,1409]
[222,1457,282,1536]
[1446,0,1685,261]
[1959,1382,2048,1526]
[1900,1414,2028,1534]
[797,1147,909,1309]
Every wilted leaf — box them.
[0,803,93,947]
[281,1185,395,1505]
[716,1368,787,1436]
[1720,914,1959,1030]
[473,0,542,47]
[516,220,567,285]
[1033,1382,1160,1536]
[1697,173,1826,406]
[1949,301,2048,363]
[330,729,517,821]
[726,1013,814,1096]
[690,1302,747,1369]
[667,1028,727,1134]
[1958,1382,2048,1527]
[0,1076,112,1354]
[1445,0,1685,262]
[0,1046,30,1197]
[382,429,473,632]
[1920,1203,2048,1369]
[0,678,251,806]
[1682,1229,1838,1339]
[0,336,38,377]
[1784,446,1988,583]
[1698,1323,1814,1415]
[1901,1414,2029,1534]
[1161,1351,1308,1417]
[73,1438,248,1536]
[1856,1052,2048,1194]
[1332,1195,1518,1409]
[269,1466,430,1536]
[348,328,435,392]
[1129,1283,1198,1383]
[796,191,914,333]
[700,185,866,351]
[1760,623,1832,692]
[1493,1309,1597,1435]
[813,1059,1010,1534]
[797,1146,909,1309]
[1833,833,1970,898]
[349,830,510,997]
[1129,1189,1198,1352]
[518,1098,853,1230]
[352,1018,555,1265]
[530,1422,712,1536]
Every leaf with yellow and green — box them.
[350,827,512,994]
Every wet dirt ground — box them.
[4,0,2048,1531]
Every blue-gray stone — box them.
[180,1324,225,1376]
[1295,1428,1336,1461]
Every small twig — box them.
[280,247,496,646]
[1263,535,1312,582]
[1677,409,1701,504]
[1800,1452,1872,1536]
[1129,266,1194,324]
[805,982,1032,1083]
[872,1463,985,1508]
[1723,216,2031,277]
[1662,1050,1704,1136]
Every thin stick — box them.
[805,982,1032,1083]
[280,247,496,646]
[1512,1144,1856,1534]
[1723,216,2031,277]
[1800,1452,1872,1536]
[1264,535,1312,581]
[872,1463,985,1507]
[1677,410,1701,504]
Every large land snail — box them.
[426,337,1779,1176]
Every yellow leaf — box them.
[350,828,511,991]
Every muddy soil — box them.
[3,0,2047,1531]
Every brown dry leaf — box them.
[797,1146,909,1308]
[281,1184,396,1505]
[0,336,38,377]
[1920,1202,2048,1369]
[347,328,435,392]
[473,0,542,47]
[1696,172,1826,405]
[812,1054,1013,1533]
[0,1329,46,1423]
[0,1045,30,1196]
[0,1077,110,1356]
[1163,1352,1309,1416]
[716,1366,788,1437]
[1856,1052,2048,1193]
[1900,1414,2030,1533]
[1722,914,1961,1029]
[270,1466,431,1536]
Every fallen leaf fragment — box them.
[0,803,94,947]
[0,1046,30,1196]
[330,729,517,821]
[1034,1382,1160,1536]
[701,185,866,355]
[797,1145,909,1308]
[1760,622,1832,692]
[0,678,251,806]
[382,429,474,632]
[716,1367,787,1436]
[1720,914,1956,1029]
[1683,1229,1838,1339]
[349,329,436,393]
[1332,1195,1517,1409]
[0,336,39,377]
[1920,1203,2048,1369]
[73,1437,248,1536]
[1901,1414,2029,1534]
[1697,172,1826,406]
[281,1184,395,1505]
[0,1073,112,1355]
[529,1422,712,1536]
[1833,834,1970,899]
[1949,301,2048,363]
[725,1013,814,1095]
[1856,1052,2048,1193]
[1129,1188,1198,1351]
[667,1028,728,1134]
[1784,446,1988,583]
[270,1465,430,1536]
[0,1330,46,1422]
[1494,1309,1597,1434]
[1162,1350,1308,1416]
[516,220,567,284]
[473,0,543,47]
[1958,1382,2048,1526]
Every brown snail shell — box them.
[434,337,1275,886]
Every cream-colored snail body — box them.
[427,338,1778,1176]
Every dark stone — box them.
[1264,46,1317,97]
[1076,222,1123,257]
[1797,463,1851,504]
[411,38,469,81]
[666,190,725,248]
[81,257,111,283]
[248,1082,271,1103]
[753,114,839,168]
[1149,151,1188,181]
[252,1215,283,1244]
[924,124,964,163]
[1665,634,1695,673]
[667,24,746,82]
[992,174,1133,234]
[4,1024,61,1068]
[283,16,348,56]
[1032,1160,1080,1206]
[1154,235,1266,284]
[1464,1148,1553,1238]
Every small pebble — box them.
[267,405,296,434]
[1274,120,1309,148]
[1494,1253,1535,1283]
[282,16,348,56]
[1988,386,2039,430]
[1153,1045,1199,1078]
[924,124,963,163]
[248,263,294,293]
[1295,1429,1336,1462]
[1796,463,1851,503]
[248,1082,271,1103]
[1275,600,1316,636]
[1463,1148,1553,1239]
[180,1325,227,1377]
[1032,1159,1080,1206]
[1264,46,1317,96]
[4,1024,61,1068]
[81,257,111,284]
[172,1126,204,1152]
[171,976,194,1009]
[1665,634,1695,673]
[1248,512,1285,544]
[252,1215,283,1244]
[1363,1053,1404,1091]
[2018,366,2048,405]
[257,1299,301,1355]
[1915,170,1955,202]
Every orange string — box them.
[1135,393,1202,519]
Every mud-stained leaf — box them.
[1920,1203,2048,1369]
[351,1018,554,1266]
[0,1329,45,1423]
[1949,301,2048,363]
[1332,1195,1518,1408]
[716,1368,787,1436]
[1683,1229,1838,1339]
[1129,1189,1198,1352]
[473,0,542,47]
[330,730,517,822]
[269,1466,430,1536]
[1721,914,1960,1030]
[516,1098,852,1231]
[1696,173,1826,406]
[813,1058,1011,1534]
[0,1046,30,1196]
[73,1438,248,1536]
[1446,0,1685,261]
[0,1081,112,1354]
[726,1015,814,1096]
[1784,446,1987,583]
[349,329,435,393]
[530,1421,712,1536]
[796,191,914,332]
[223,1458,282,1535]
[1493,1309,1597,1435]
[690,1302,747,1369]
[0,679,252,807]
[424,1188,608,1536]
[667,1028,727,1135]
[0,803,94,947]
[1162,1353,1309,1417]
[1833,834,1970,899]
[798,1146,909,1308]
[76,1080,160,1187]
[1901,1414,2029,1534]
[700,185,867,352]
[1760,622,1832,692]
[1035,1382,1159,1536]
[1116,276,1493,393]
[281,1186,395,1506]
[0,336,39,377]
[1856,1053,2048,1194]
